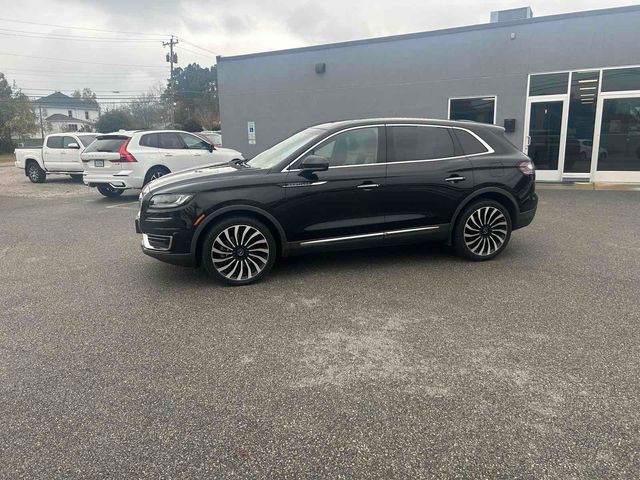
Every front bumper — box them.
[136,207,198,267]
[141,245,194,267]
[84,170,144,190]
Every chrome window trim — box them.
[283,123,493,172]
[299,225,440,246]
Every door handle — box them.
[357,183,380,189]
[445,175,466,183]
[164,154,173,157]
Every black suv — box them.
[136,119,537,285]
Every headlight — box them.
[148,193,194,209]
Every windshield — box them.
[248,128,324,169]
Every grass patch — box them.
[0,153,15,165]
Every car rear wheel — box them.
[26,162,46,183]
[97,184,124,198]
[144,166,170,186]
[202,217,276,286]
[454,200,512,261]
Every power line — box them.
[0,52,166,68]
[178,38,217,55]
[0,28,161,43]
[0,17,167,37]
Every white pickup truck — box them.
[15,133,98,183]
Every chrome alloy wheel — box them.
[28,164,40,182]
[464,206,508,256]
[211,225,269,281]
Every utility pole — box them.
[38,105,44,141]
[163,36,178,125]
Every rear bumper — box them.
[84,170,144,190]
[514,194,538,230]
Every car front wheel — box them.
[202,217,276,286]
[454,200,512,261]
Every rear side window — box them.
[389,126,456,162]
[158,133,185,149]
[140,133,159,148]
[454,130,489,156]
[83,137,128,153]
[46,136,63,149]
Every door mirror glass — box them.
[300,155,329,172]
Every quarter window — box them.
[179,133,211,150]
[46,136,63,149]
[454,130,489,156]
[303,127,379,167]
[449,97,496,124]
[140,133,159,148]
[389,126,456,162]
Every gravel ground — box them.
[1,165,639,478]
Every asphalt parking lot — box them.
[1,165,639,478]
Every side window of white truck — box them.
[46,137,63,149]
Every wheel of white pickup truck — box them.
[26,161,46,183]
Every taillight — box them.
[115,138,136,163]
[518,160,535,176]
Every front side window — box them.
[389,126,456,162]
[449,97,496,124]
[157,133,185,149]
[179,133,211,150]
[63,136,77,148]
[302,127,379,167]
[46,136,63,149]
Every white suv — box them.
[82,130,243,197]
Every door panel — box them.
[60,136,83,171]
[277,126,386,243]
[280,166,387,242]
[43,136,64,170]
[383,125,475,231]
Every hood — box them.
[141,161,257,196]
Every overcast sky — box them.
[0,0,635,105]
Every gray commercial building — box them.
[218,5,640,183]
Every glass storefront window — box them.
[563,71,600,174]
[449,97,496,124]
[528,101,564,170]
[529,73,570,96]
[602,68,640,93]
[598,97,640,172]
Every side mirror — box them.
[300,155,329,172]
[208,143,215,152]
[67,142,80,149]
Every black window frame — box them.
[448,96,496,125]
[387,125,461,163]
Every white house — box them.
[32,92,100,135]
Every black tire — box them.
[26,161,46,183]
[201,216,276,286]
[144,166,170,186]
[97,184,124,198]
[70,174,83,182]
[453,200,512,261]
